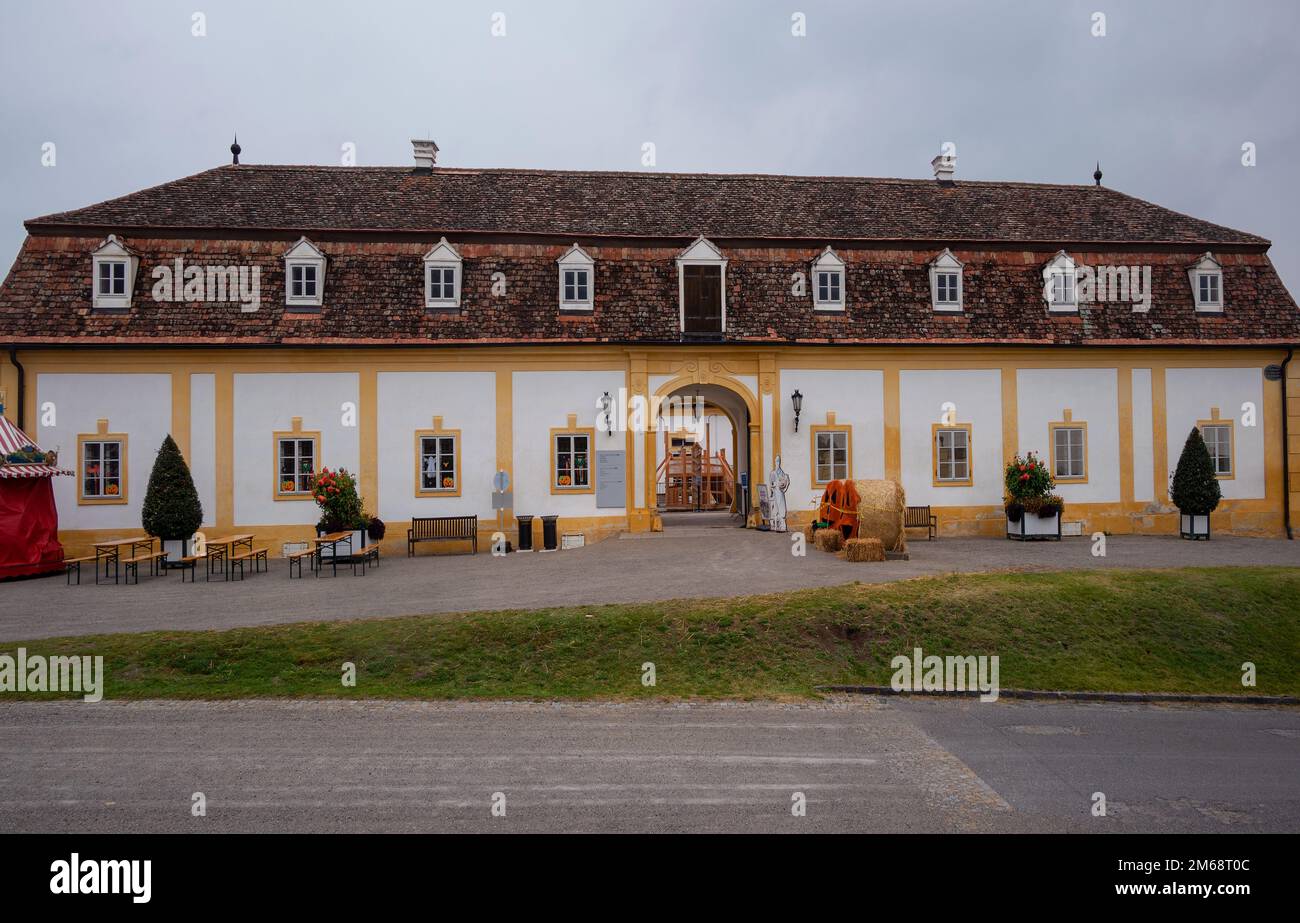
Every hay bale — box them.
[852,479,907,554]
[844,537,885,562]
[813,528,844,553]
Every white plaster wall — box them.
[1165,367,1265,500]
[233,373,360,526]
[1017,368,1120,503]
[512,370,627,517]
[1131,369,1154,503]
[899,369,1003,506]
[376,371,496,521]
[779,368,885,515]
[36,373,172,531]
[189,373,216,528]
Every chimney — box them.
[411,139,440,171]
[931,152,955,184]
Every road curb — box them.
[817,685,1300,705]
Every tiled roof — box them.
[26,165,1270,247]
[2,236,1296,347]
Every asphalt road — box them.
[1,698,1295,833]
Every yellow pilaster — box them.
[358,367,378,515]
[171,370,191,461]
[1001,366,1018,468]
[1117,366,1134,505]
[1152,366,1169,504]
[214,369,234,530]
[883,367,901,481]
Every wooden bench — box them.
[229,547,269,580]
[287,546,317,579]
[408,516,477,556]
[63,555,98,586]
[352,543,381,575]
[123,550,168,584]
[172,555,202,582]
[904,505,936,541]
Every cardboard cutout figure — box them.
[767,454,790,532]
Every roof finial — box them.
[230,133,241,165]
[1093,161,1103,186]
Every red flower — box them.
[1020,473,1030,481]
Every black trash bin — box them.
[516,515,534,552]
[541,515,559,551]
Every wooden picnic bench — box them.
[287,545,317,579]
[229,546,269,580]
[123,549,168,585]
[408,516,477,556]
[904,505,936,541]
[62,554,98,586]
[93,537,156,584]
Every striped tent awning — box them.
[0,414,73,478]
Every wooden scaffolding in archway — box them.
[656,433,735,511]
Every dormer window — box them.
[676,236,727,335]
[929,248,963,312]
[1188,252,1223,312]
[1044,250,1078,313]
[557,243,595,311]
[284,237,326,309]
[90,235,138,311]
[811,246,846,311]
[423,237,463,311]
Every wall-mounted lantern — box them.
[600,391,614,436]
[791,389,804,432]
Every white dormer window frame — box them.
[1044,250,1079,314]
[929,248,964,313]
[811,246,846,312]
[676,236,728,333]
[91,235,139,311]
[423,237,463,311]
[1188,252,1224,313]
[557,243,595,311]
[284,237,326,309]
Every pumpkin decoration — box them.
[558,474,572,486]
[281,479,296,492]
[105,483,119,495]
[442,476,454,488]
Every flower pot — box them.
[1007,511,1061,541]
[161,536,195,567]
[1179,512,1211,540]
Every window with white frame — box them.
[814,429,849,483]
[276,435,318,495]
[1052,425,1086,480]
[811,246,846,310]
[929,249,963,312]
[419,434,458,492]
[423,237,463,310]
[1200,422,1233,477]
[284,237,326,308]
[1044,251,1078,312]
[552,430,592,490]
[557,243,595,310]
[933,424,971,484]
[1189,252,1223,311]
[90,235,138,310]
[80,439,124,500]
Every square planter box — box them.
[1006,511,1061,541]
[317,529,367,561]
[160,536,195,568]
[1180,513,1211,540]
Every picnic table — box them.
[203,534,255,581]
[93,537,156,585]
[312,531,354,577]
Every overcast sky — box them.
[2,0,1297,289]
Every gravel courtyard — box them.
[1,524,1297,641]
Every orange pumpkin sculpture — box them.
[817,479,860,539]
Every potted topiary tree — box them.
[1170,426,1221,539]
[141,434,204,566]
[1004,451,1063,541]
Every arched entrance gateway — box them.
[647,375,761,529]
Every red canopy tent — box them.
[0,411,73,579]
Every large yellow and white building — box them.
[2,144,1297,553]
